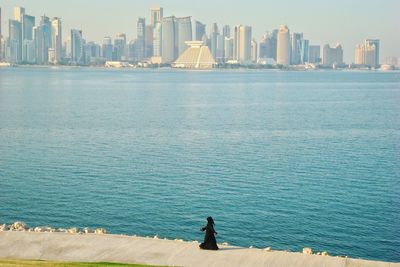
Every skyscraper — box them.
[150,7,163,27]
[114,33,126,60]
[23,14,35,40]
[300,39,309,64]
[365,39,380,66]
[22,14,35,62]
[71,29,85,65]
[176,17,192,57]
[136,18,146,61]
[234,25,252,64]
[34,15,51,64]
[308,45,320,63]
[222,25,231,38]
[291,32,303,65]
[259,30,277,61]
[277,25,291,65]
[8,19,22,63]
[102,36,113,61]
[50,17,62,64]
[153,22,162,57]
[251,39,258,63]
[322,44,343,66]
[145,25,153,58]
[14,7,25,22]
[224,37,234,60]
[193,20,206,41]
[210,23,219,59]
[161,16,176,63]
[355,42,377,67]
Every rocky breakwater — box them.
[0,221,107,235]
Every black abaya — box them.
[199,223,219,250]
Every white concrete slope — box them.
[0,232,398,267]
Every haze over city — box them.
[1,0,399,62]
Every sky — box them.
[1,0,399,62]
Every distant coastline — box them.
[1,62,399,72]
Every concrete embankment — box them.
[0,231,399,267]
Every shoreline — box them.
[1,223,399,267]
[1,63,399,72]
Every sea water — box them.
[0,68,399,262]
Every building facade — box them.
[71,29,85,65]
[322,44,343,66]
[277,25,291,65]
[50,17,62,64]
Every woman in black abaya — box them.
[199,216,219,250]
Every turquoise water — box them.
[0,68,399,262]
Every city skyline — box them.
[0,0,399,62]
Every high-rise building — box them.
[153,22,162,57]
[193,20,206,41]
[224,37,234,60]
[150,7,163,27]
[365,39,380,66]
[176,17,192,57]
[210,23,219,59]
[50,17,62,64]
[71,29,85,65]
[14,7,25,22]
[300,39,309,64]
[222,25,231,38]
[161,16,176,63]
[234,25,252,64]
[22,39,35,63]
[23,14,35,41]
[251,39,257,63]
[136,18,146,60]
[8,19,22,63]
[85,41,101,64]
[291,32,303,65]
[34,15,51,64]
[21,14,35,62]
[259,30,278,62]
[277,25,291,65]
[114,33,126,60]
[160,16,193,63]
[355,42,377,67]
[145,25,153,58]
[308,45,320,63]
[322,44,343,66]
[102,36,113,61]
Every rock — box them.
[94,228,106,234]
[153,235,159,239]
[303,247,313,255]
[321,251,329,256]
[83,228,92,234]
[34,227,43,232]
[0,224,7,231]
[11,221,28,231]
[249,246,254,248]
[264,247,272,252]
[68,228,78,234]
[56,228,67,233]
[221,242,229,246]
[316,252,322,255]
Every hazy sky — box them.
[1,0,399,62]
